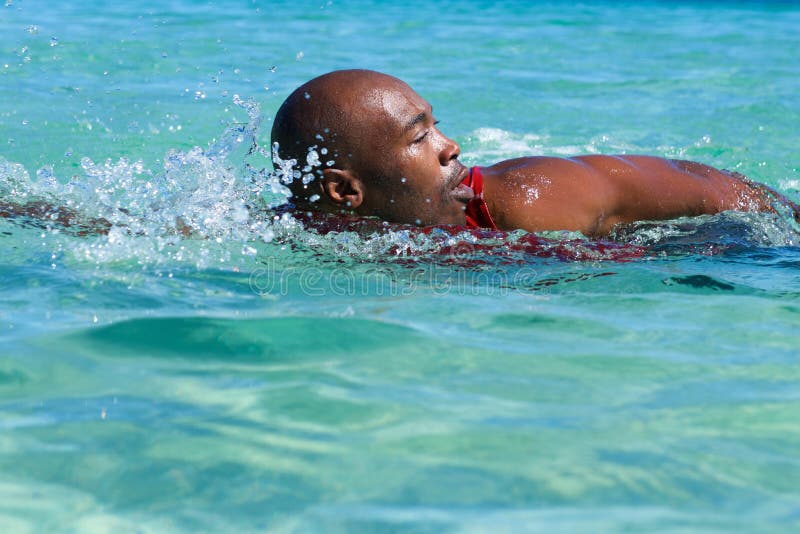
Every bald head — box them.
[270,69,467,226]
[270,69,408,199]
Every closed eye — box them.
[412,121,441,144]
[413,131,429,144]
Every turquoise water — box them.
[3,0,800,531]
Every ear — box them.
[320,168,365,209]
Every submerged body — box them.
[272,70,794,237]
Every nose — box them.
[438,133,460,166]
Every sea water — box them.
[2,1,800,532]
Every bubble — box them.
[320,148,328,155]
[306,148,321,168]
[309,194,320,203]
[49,37,59,47]
[26,25,38,34]
[296,51,304,61]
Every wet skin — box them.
[276,70,794,237]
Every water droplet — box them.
[304,92,311,100]
[26,25,38,34]
[296,51,304,61]
[49,36,58,47]
[269,65,276,73]
[400,177,407,183]
[415,219,421,225]
[309,194,320,203]
[320,148,328,155]
[326,160,335,167]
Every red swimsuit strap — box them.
[462,167,498,230]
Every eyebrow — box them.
[404,106,433,133]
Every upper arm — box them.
[481,155,751,236]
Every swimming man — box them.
[272,69,795,237]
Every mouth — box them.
[448,164,473,203]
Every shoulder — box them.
[483,156,592,178]
[481,156,613,204]
[478,157,620,235]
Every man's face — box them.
[352,79,472,226]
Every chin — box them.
[434,207,467,226]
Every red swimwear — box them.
[461,166,498,230]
